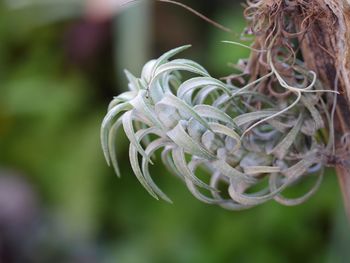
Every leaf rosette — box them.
[101,45,334,209]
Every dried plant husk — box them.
[301,0,350,219]
[244,0,350,218]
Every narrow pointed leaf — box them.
[108,118,123,177]
[270,114,304,159]
[194,105,237,128]
[177,77,230,100]
[233,110,279,127]
[101,102,132,165]
[130,91,164,129]
[161,92,212,131]
[166,121,215,160]
[142,139,173,203]
[124,69,141,91]
[209,122,241,152]
[211,159,257,184]
[122,111,151,163]
[151,45,192,76]
[129,144,159,200]
[172,147,214,190]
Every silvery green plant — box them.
[101,45,335,209]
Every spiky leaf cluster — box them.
[101,45,334,209]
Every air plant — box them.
[101,0,350,211]
[101,41,338,209]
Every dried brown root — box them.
[242,0,350,220]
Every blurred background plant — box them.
[0,0,349,262]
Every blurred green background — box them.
[0,0,349,262]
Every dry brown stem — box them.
[296,0,350,220]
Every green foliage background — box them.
[0,1,349,262]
